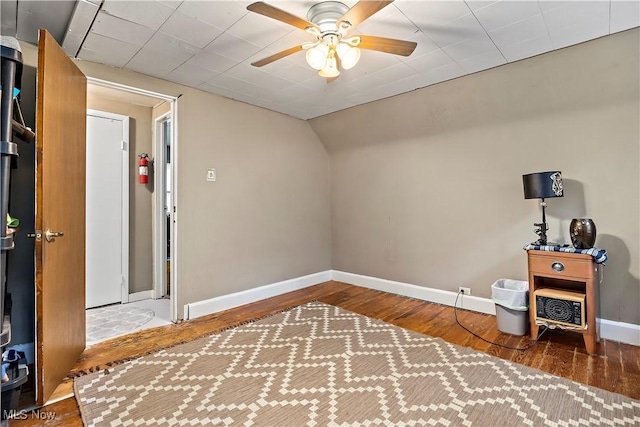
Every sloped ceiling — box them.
[6,1,640,120]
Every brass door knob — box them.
[44,228,64,242]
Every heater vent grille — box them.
[534,288,586,328]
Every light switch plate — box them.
[207,168,216,182]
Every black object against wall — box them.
[523,171,564,245]
[570,218,597,249]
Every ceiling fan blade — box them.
[338,0,394,28]
[251,45,303,67]
[358,35,417,57]
[247,2,318,31]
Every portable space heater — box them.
[534,288,586,328]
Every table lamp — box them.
[523,171,563,245]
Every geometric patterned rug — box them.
[75,302,640,426]
[86,304,155,344]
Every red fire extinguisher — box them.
[138,153,149,184]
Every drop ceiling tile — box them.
[101,0,174,30]
[295,76,327,91]
[538,1,573,13]
[404,49,454,72]
[373,62,420,82]
[91,11,155,47]
[247,97,284,113]
[126,48,186,78]
[542,1,609,33]
[423,62,466,84]
[352,50,405,76]
[187,51,239,73]
[611,0,640,33]
[79,46,133,68]
[306,88,360,106]
[357,6,421,41]
[229,62,295,92]
[178,0,248,30]
[499,34,554,62]
[443,33,496,62]
[344,72,386,92]
[345,90,389,106]
[358,85,402,103]
[266,29,315,54]
[488,14,548,49]
[465,1,497,12]
[395,0,473,28]
[227,11,293,48]
[471,1,541,32]
[402,32,442,59]
[380,73,426,96]
[208,73,271,98]
[198,81,246,101]
[81,32,141,61]
[159,1,183,9]
[266,61,313,82]
[457,47,506,73]
[548,17,610,49]
[144,31,200,61]
[165,62,219,87]
[204,32,263,62]
[422,13,488,48]
[257,83,313,104]
[277,83,316,99]
[158,10,223,48]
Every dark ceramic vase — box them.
[570,218,596,249]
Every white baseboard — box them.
[184,271,332,320]
[597,318,640,346]
[331,270,640,346]
[331,270,496,315]
[128,290,154,303]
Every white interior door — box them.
[86,110,129,308]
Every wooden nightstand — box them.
[527,250,600,355]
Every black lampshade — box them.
[523,171,564,199]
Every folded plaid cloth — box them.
[524,244,608,264]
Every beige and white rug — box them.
[75,302,640,426]
[86,304,155,344]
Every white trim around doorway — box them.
[87,77,179,323]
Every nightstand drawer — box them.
[528,253,595,279]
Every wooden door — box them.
[35,29,87,406]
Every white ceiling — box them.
[11,1,640,120]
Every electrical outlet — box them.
[459,287,471,295]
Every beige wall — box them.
[74,59,332,316]
[86,96,154,294]
[310,29,640,324]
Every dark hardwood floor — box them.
[11,281,640,425]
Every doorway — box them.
[86,78,178,323]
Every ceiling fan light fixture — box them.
[336,42,360,70]
[306,44,329,70]
[318,56,340,77]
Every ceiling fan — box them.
[246,0,417,82]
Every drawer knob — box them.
[552,262,565,272]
